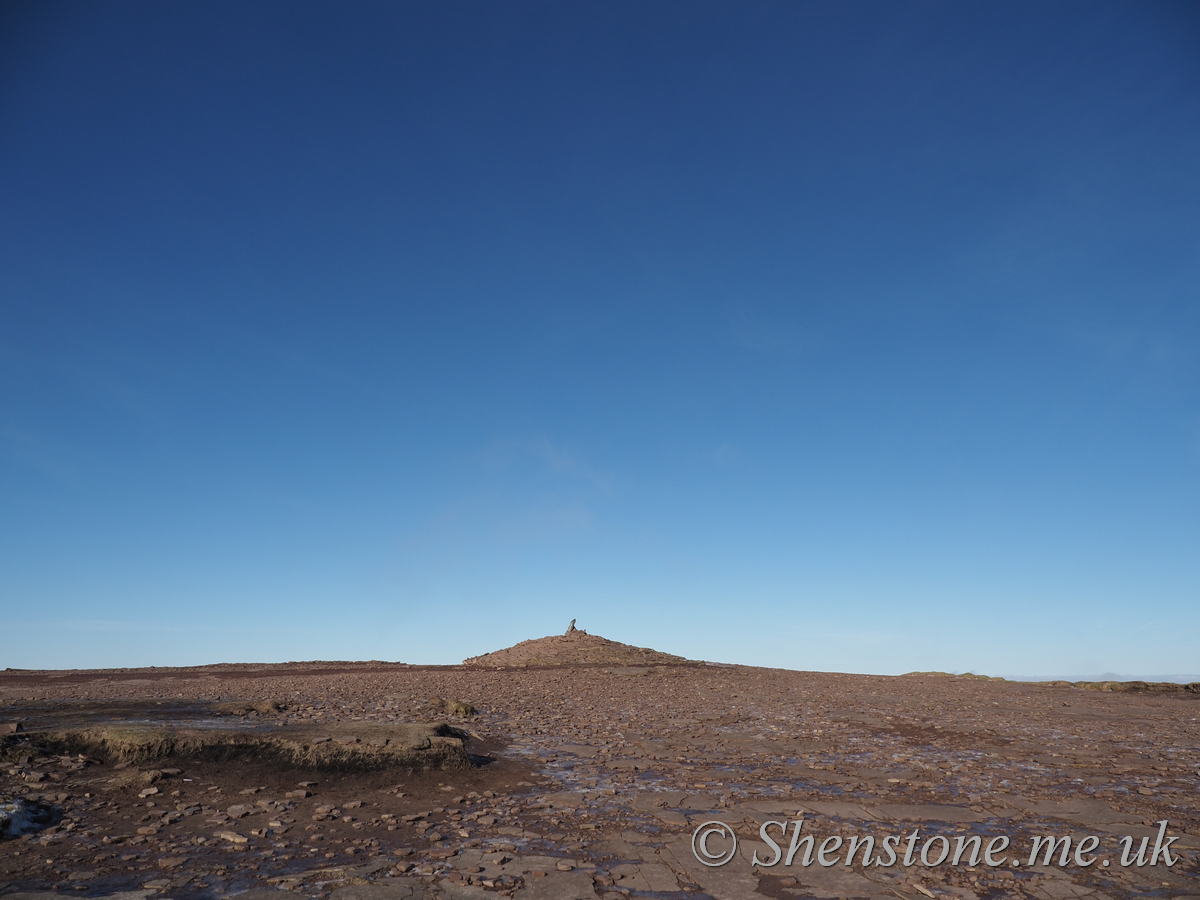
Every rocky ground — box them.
[462,630,685,668]
[1,634,1198,900]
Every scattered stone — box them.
[1,646,1196,900]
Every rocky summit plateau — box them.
[462,623,687,668]
[1,626,1198,900]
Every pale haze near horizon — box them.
[1,1,1197,679]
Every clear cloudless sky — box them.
[1,1,1198,678]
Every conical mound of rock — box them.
[462,623,687,668]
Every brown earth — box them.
[461,631,687,668]
[1,642,1198,900]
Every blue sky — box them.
[1,1,1198,677]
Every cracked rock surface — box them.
[1,658,1198,900]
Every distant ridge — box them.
[902,671,1200,694]
[1055,679,1200,693]
[462,625,687,668]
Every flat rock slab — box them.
[435,883,491,900]
[540,791,589,808]
[512,869,596,900]
[633,790,717,810]
[871,803,989,823]
[785,862,892,899]
[1016,798,1134,825]
[794,800,884,821]
[608,860,680,892]
[557,744,600,757]
[659,834,765,900]
[330,883,438,900]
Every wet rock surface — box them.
[1,660,1198,899]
